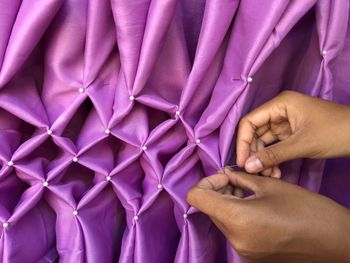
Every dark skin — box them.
[187,91,350,262]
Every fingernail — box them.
[245,156,263,172]
[272,168,281,178]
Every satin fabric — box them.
[0,0,349,262]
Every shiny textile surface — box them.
[0,0,350,262]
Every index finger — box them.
[187,173,237,218]
[236,98,287,167]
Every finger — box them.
[226,184,234,195]
[236,106,273,167]
[256,139,272,177]
[259,130,279,146]
[196,173,229,191]
[255,123,270,137]
[261,168,272,176]
[270,120,292,140]
[233,187,244,198]
[187,188,229,218]
[236,120,255,167]
[217,184,234,195]
[236,100,287,167]
[271,166,281,178]
[187,173,235,218]
[224,168,263,195]
[250,137,257,155]
[244,135,301,173]
[256,138,265,152]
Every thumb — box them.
[187,173,235,218]
[244,137,300,173]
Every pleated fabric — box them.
[0,0,349,262]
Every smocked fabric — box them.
[0,0,350,262]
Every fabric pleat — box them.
[0,0,350,262]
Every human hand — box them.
[187,168,350,263]
[236,91,350,177]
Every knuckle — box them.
[186,187,199,205]
[280,90,296,98]
[262,148,282,166]
[271,103,287,117]
[199,177,213,189]
[238,116,249,128]
[279,90,301,105]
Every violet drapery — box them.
[0,0,350,262]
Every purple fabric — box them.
[0,0,349,262]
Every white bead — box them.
[175,111,181,116]
[133,215,139,221]
[73,210,78,216]
[195,138,201,144]
[2,222,9,229]
[142,145,147,151]
[78,88,85,93]
[129,95,135,101]
[43,181,49,187]
[7,160,14,167]
[106,176,112,181]
[247,77,253,83]
[47,129,53,135]
[321,50,327,56]
[157,184,163,189]
[183,213,188,219]
[72,157,78,162]
[104,129,110,135]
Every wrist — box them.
[323,104,350,157]
[299,196,350,262]
[322,208,350,262]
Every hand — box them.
[236,91,350,177]
[187,168,350,263]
